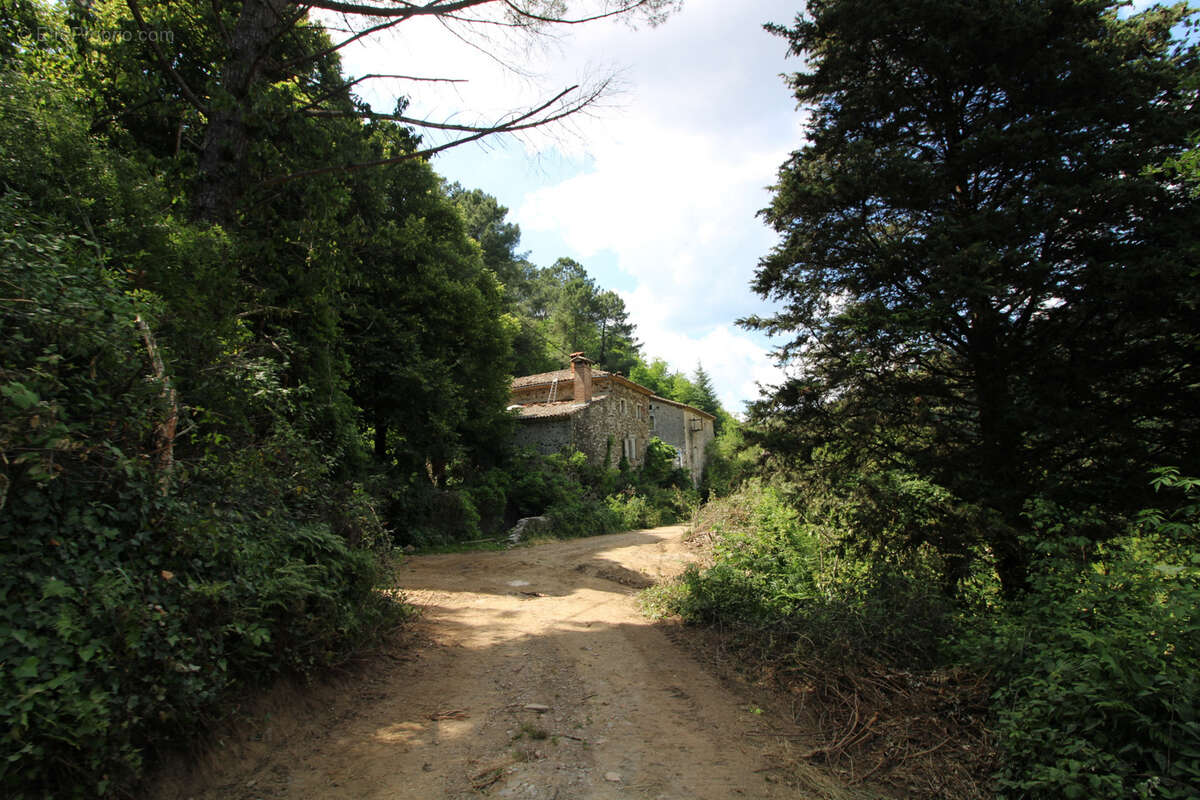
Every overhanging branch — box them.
[264,82,590,185]
[501,0,661,26]
[296,72,467,113]
[305,0,496,20]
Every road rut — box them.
[151,526,823,799]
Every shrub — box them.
[670,480,954,666]
[964,483,1200,800]
[384,479,482,547]
[496,447,694,541]
[0,208,397,797]
[699,422,759,499]
[465,467,510,535]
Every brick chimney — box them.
[570,352,593,403]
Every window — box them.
[621,435,636,460]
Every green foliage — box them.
[496,447,695,541]
[343,152,514,477]
[384,479,484,547]
[699,420,758,498]
[638,437,686,488]
[674,482,818,620]
[747,0,1200,596]
[957,477,1200,799]
[0,204,397,797]
[525,450,625,538]
[507,257,642,374]
[1,1,698,795]
[665,480,954,667]
[671,469,1199,798]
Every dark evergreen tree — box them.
[745,0,1200,596]
[685,364,720,418]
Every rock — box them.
[523,703,551,713]
[507,516,552,544]
[604,772,622,783]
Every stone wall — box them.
[648,399,713,486]
[512,373,710,479]
[681,409,714,484]
[573,384,651,468]
[649,399,685,462]
[512,416,574,455]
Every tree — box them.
[342,143,513,479]
[449,185,530,295]
[102,0,678,226]
[630,357,677,397]
[593,290,640,373]
[745,0,1200,597]
[683,363,719,417]
[448,185,559,374]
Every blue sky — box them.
[332,0,807,413]
[327,0,1194,413]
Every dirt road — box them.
[153,526,843,799]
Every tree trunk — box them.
[193,0,290,225]
[374,412,388,460]
[974,353,1029,598]
[969,296,1030,598]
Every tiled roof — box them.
[511,368,611,389]
[511,401,588,420]
[649,394,717,420]
[509,368,715,418]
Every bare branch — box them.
[439,12,525,27]
[435,11,535,77]
[501,0,660,26]
[355,72,469,83]
[305,0,497,20]
[278,15,406,73]
[295,73,467,113]
[264,82,596,185]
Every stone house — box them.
[509,353,716,485]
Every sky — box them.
[329,0,808,414]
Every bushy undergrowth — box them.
[958,479,1200,800]
[671,480,954,667]
[0,210,398,797]
[662,473,1200,799]
[380,441,698,549]
[506,444,698,541]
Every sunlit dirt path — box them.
[150,526,844,799]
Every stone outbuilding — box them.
[509,354,716,485]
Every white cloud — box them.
[333,0,805,412]
[510,1,802,410]
[623,286,786,414]
[518,114,783,329]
